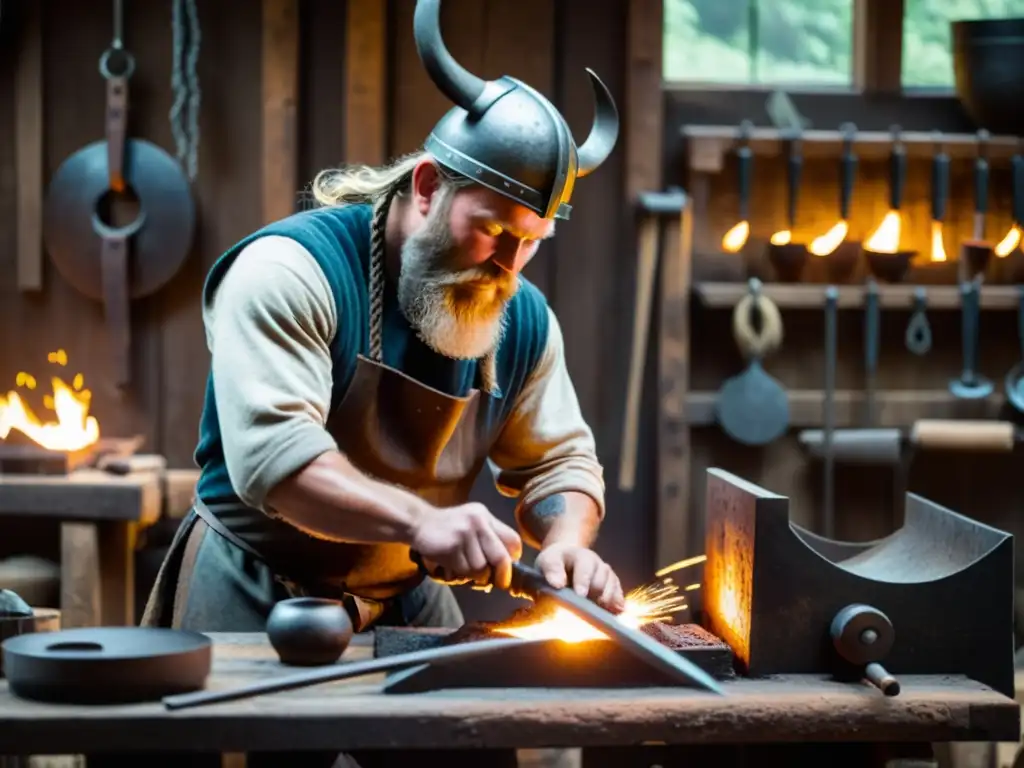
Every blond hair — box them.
[310,151,471,208]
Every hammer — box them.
[618,187,687,491]
[798,419,1023,464]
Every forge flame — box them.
[995,225,1021,258]
[808,220,848,256]
[495,555,706,643]
[865,210,902,254]
[0,350,100,452]
[721,221,749,253]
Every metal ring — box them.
[732,292,783,360]
[99,47,136,80]
[91,210,148,241]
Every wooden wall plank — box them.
[261,0,300,223]
[15,0,44,293]
[344,0,388,167]
[298,0,347,196]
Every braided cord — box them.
[169,0,201,181]
[368,185,402,361]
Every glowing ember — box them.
[929,220,948,262]
[808,220,848,256]
[0,350,100,452]
[770,230,791,246]
[495,580,691,643]
[721,221,749,253]
[865,210,902,254]
[995,225,1021,258]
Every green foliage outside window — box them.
[663,0,1024,88]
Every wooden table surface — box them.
[0,632,1018,755]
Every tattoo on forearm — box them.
[523,494,567,543]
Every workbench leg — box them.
[60,522,101,628]
[581,742,936,767]
[98,521,136,626]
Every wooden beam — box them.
[625,0,663,203]
[853,0,904,94]
[344,0,388,166]
[15,0,44,292]
[685,389,1007,428]
[261,0,300,224]
[695,282,1024,311]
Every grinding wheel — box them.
[42,138,195,385]
[2,626,211,704]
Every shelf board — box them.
[694,283,1022,310]
[685,389,1008,428]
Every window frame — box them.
[659,0,977,183]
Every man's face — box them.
[398,179,555,361]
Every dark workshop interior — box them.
[1,0,1024,766]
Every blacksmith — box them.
[143,0,621,762]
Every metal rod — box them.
[823,286,838,538]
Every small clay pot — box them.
[266,597,353,667]
[865,249,915,284]
[824,240,862,283]
[962,241,994,280]
[768,242,809,282]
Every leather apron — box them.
[141,226,500,632]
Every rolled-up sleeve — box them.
[204,235,339,510]
[487,306,606,528]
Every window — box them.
[902,0,1024,88]
[663,0,855,86]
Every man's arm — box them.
[488,306,605,550]
[207,235,431,544]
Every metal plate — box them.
[2,626,212,704]
[715,362,790,446]
[42,139,196,302]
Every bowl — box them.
[865,249,915,283]
[953,18,1024,134]
[266,597,353,667]
[768,243,809,282]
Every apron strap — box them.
[192,497,266,560]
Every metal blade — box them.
[512,563,724,694]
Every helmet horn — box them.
[575,69,620,178]
[413,0,488,113]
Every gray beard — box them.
[396,207,519,361]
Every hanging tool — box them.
[767,128,808,282]
[715,278,789,446]
[822,286,838,539]
[810,123,860,282]
[1003,285,1024,413]
[962,130,993,279]
[905,287,932,356]
[864,126,913,283]
[928,132,951,266]
[41,0,196,389]
[798,420,1022,464]
[410,553,724,694]
[720,121,754,254]
[949,276,993,400]
[862,279,880,426]
[994,140,1024,262]
[618,188,687,492]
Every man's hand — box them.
[411,502,523,590]
[534,542,625,613]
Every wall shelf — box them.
[694,282,1023,311]
[685,389,1007,428]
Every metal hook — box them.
[99,0,136,80]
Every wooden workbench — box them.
[0,633,1016,760]
[0,465,162,628]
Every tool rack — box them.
[656,125,1024,571]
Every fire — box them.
[770,230,791,246]
[865,210,902,253]
[808,220,848,256]
[721,221,749,253]
[0,350,100,452]
[929,221,948,262]
[496,555,705,644]
[995,225,1021,258]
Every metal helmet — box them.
[413,0,620,221]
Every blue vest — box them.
[194,204,551,504]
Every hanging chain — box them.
[170,0,201,181]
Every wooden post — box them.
[261,0,300,224]
[344,0,388,167]
[15,0,44,292]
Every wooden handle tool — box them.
[910,419,1017,452]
